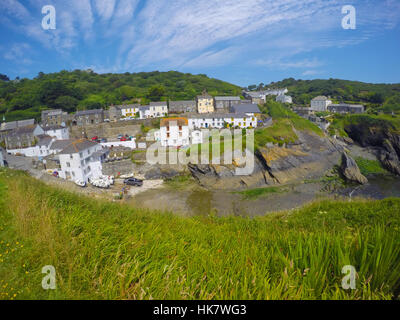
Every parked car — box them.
[117,134,123,139]
[91,136,99,141]
[120,137,127,141]
[124,178,143,187]
[100,138,108,143]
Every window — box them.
[179,126,182,131]
[66,162,71,167]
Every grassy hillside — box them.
[328,113,400,137]
[1,168,400,300]
[263,78,400,112]
[0,70,241,122]
[255,100,323,148]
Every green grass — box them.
[355,157,389,176]
[164,174,195,189]
[256,102,323,149]
[236,186,287,200]
[0,168,400,300]
[329,113,400,137]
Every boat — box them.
[120,173,134,179]
[75,179,87,187]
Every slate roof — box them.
[312,96,330,101]
[75,109,104,116]
[115,104,140,109]
[7,124,40,137]
[231,103,261,114]
[150,101,167,106]
[59,139,99,155]
[214,96,241,101]
[44,125,65,131]
[189,113,250,120]
[37,135,53,147]
[197,91,212,99]
[0,119,35,131]
[169,100,196,107]
[50,139,73,151]
[42,109,64,116]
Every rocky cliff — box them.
[344,118,400,176]
[187,130,343,190]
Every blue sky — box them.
[1,0,400,86]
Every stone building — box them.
[328,104,364,114]
[214,96,241,111]
[41,109,69,126]
[4,124,44,150]
[73,109,104,126]
[169,100,197,114]
[107,106,123,122]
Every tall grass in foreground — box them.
[0,169,399,300]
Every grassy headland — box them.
[0,168,399,300]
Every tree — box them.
[54,96,79,112]
[147,85,165,101]
[383,94,400,113]
[0,74,10,81]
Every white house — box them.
[120,102,168,120]
[58,139,107,183]
[155,118,190,147]
[276,94,293,104]
[43,125,69,140]
[120,104,141,118]
[0,147,5,167]
[191,130,203,145]
[310,96,332,111]
[149,102,168,117]
[188,113,258,130]
[7,134,55,158]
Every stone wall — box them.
[69,120,144,139]
[102,159,134,176]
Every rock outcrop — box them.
[187,130,343,190]
[340,152,368,184]
[344,119,400,176]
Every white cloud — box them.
[0,0,399,72]
[3,43,33,64]
[94,0,116,21]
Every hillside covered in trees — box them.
[0,70,241,122]
[262,78,400,113]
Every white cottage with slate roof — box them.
[43,125,69,140]
[58,139,107,182]
[310,96,332,111]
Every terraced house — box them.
[188,113,257,130]
[41,109,69,126]
[4,124,44,150]
[73,109,104,126]
[214,96,241,111]
[196,90,214,114]
[168,100,197,114]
